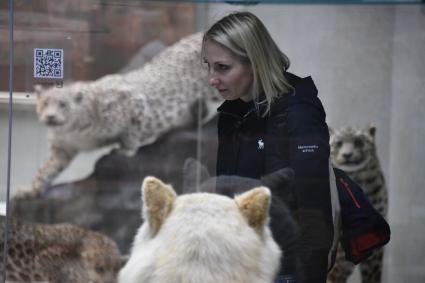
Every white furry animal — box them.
[119,176,281,283]
[28,33,220,196]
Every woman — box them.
[202,12,335,283]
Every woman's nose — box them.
[208,76,220,86]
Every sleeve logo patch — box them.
[297,145,319,153]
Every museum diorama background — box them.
[1,1,425,282]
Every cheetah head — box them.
[35,83,89,128]
[329,124,377,172]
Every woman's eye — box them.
[217,64,229,71]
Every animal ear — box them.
[261,167,294,192]
[120,255,130,268]
[235,187,271,233]
[34,84,45,97]
[367,123,376,139]
[141,176,176,237]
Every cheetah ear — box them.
[367,123,376,139]
[234,187,271,233]
[34,84,45,98]
[141,176,176,237]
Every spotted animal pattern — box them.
[23,32,221,198]
[0,216,124,283]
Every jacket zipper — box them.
[219,109,256,174]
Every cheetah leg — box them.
[113,132,156,157]
[112,138,140,157]
[17,145,77,199]
[360,249,384,283]
[327,243,355,283]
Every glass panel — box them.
[1,1,424,283]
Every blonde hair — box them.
[202,11,293,115]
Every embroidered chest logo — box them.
[257,139,265,150]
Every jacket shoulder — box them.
[271,72,325,117]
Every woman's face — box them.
[203,40,254,102]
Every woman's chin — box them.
[219,91,233,100]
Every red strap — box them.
[339,178,361,208]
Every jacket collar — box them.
[217,72,319,117]
[217,98,257,119]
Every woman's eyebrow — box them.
[203,57,231,66]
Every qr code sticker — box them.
[34,48,64,79]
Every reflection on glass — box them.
[0,1,424,283]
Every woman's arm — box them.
[266,102,333,282]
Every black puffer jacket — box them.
[216,72,333,283]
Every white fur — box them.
[119,177,281,283]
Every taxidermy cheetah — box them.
[0,216,125,283]
[28,32,220,197]
[119,176,281,283]
[328,124,388,283]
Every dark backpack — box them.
[333,167,391,264]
